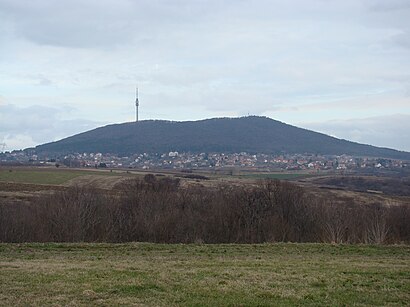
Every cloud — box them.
[366,0,410,13]
[0,0,231,49]
[0,104,103,151]
[300,114,410,152]
[392,31,410,49]
[0,0,135,48]
[0,0,410,150]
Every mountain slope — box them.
[35,116,410,159]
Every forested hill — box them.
[34,116,410,159]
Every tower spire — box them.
[135,85,139,122]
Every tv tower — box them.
[135,85,139,122]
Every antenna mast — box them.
[135,86,139,122]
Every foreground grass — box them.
[0,243,408,306]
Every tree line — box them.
[0,175,409,243]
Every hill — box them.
[34,116,410,159]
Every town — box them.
[1,150,408,172]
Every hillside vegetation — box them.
[34,116,410,159]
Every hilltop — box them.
[34,116,410,160]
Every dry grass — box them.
[0,243,409,306]
[64,175,129,189]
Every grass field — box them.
[0,167,314,184]
[0,168,130,185]
[0,169,93,185]
[240,173,312,180]
[0,243,408,306]
[0,167,311,189]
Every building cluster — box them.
[1,150,408,172]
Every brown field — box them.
[298,175,410,207]
[1,166,409,209]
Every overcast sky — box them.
[1,0,410,152]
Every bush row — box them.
[0,176,409,243]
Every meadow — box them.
[0,168,107,185]
[0,167,309,186]
[0,243,409,306]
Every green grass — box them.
[0,167,313,186]
[0,169,93,185]
[0,169,129,185]
[0,243,408,306]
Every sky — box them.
[1,0,410,152]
